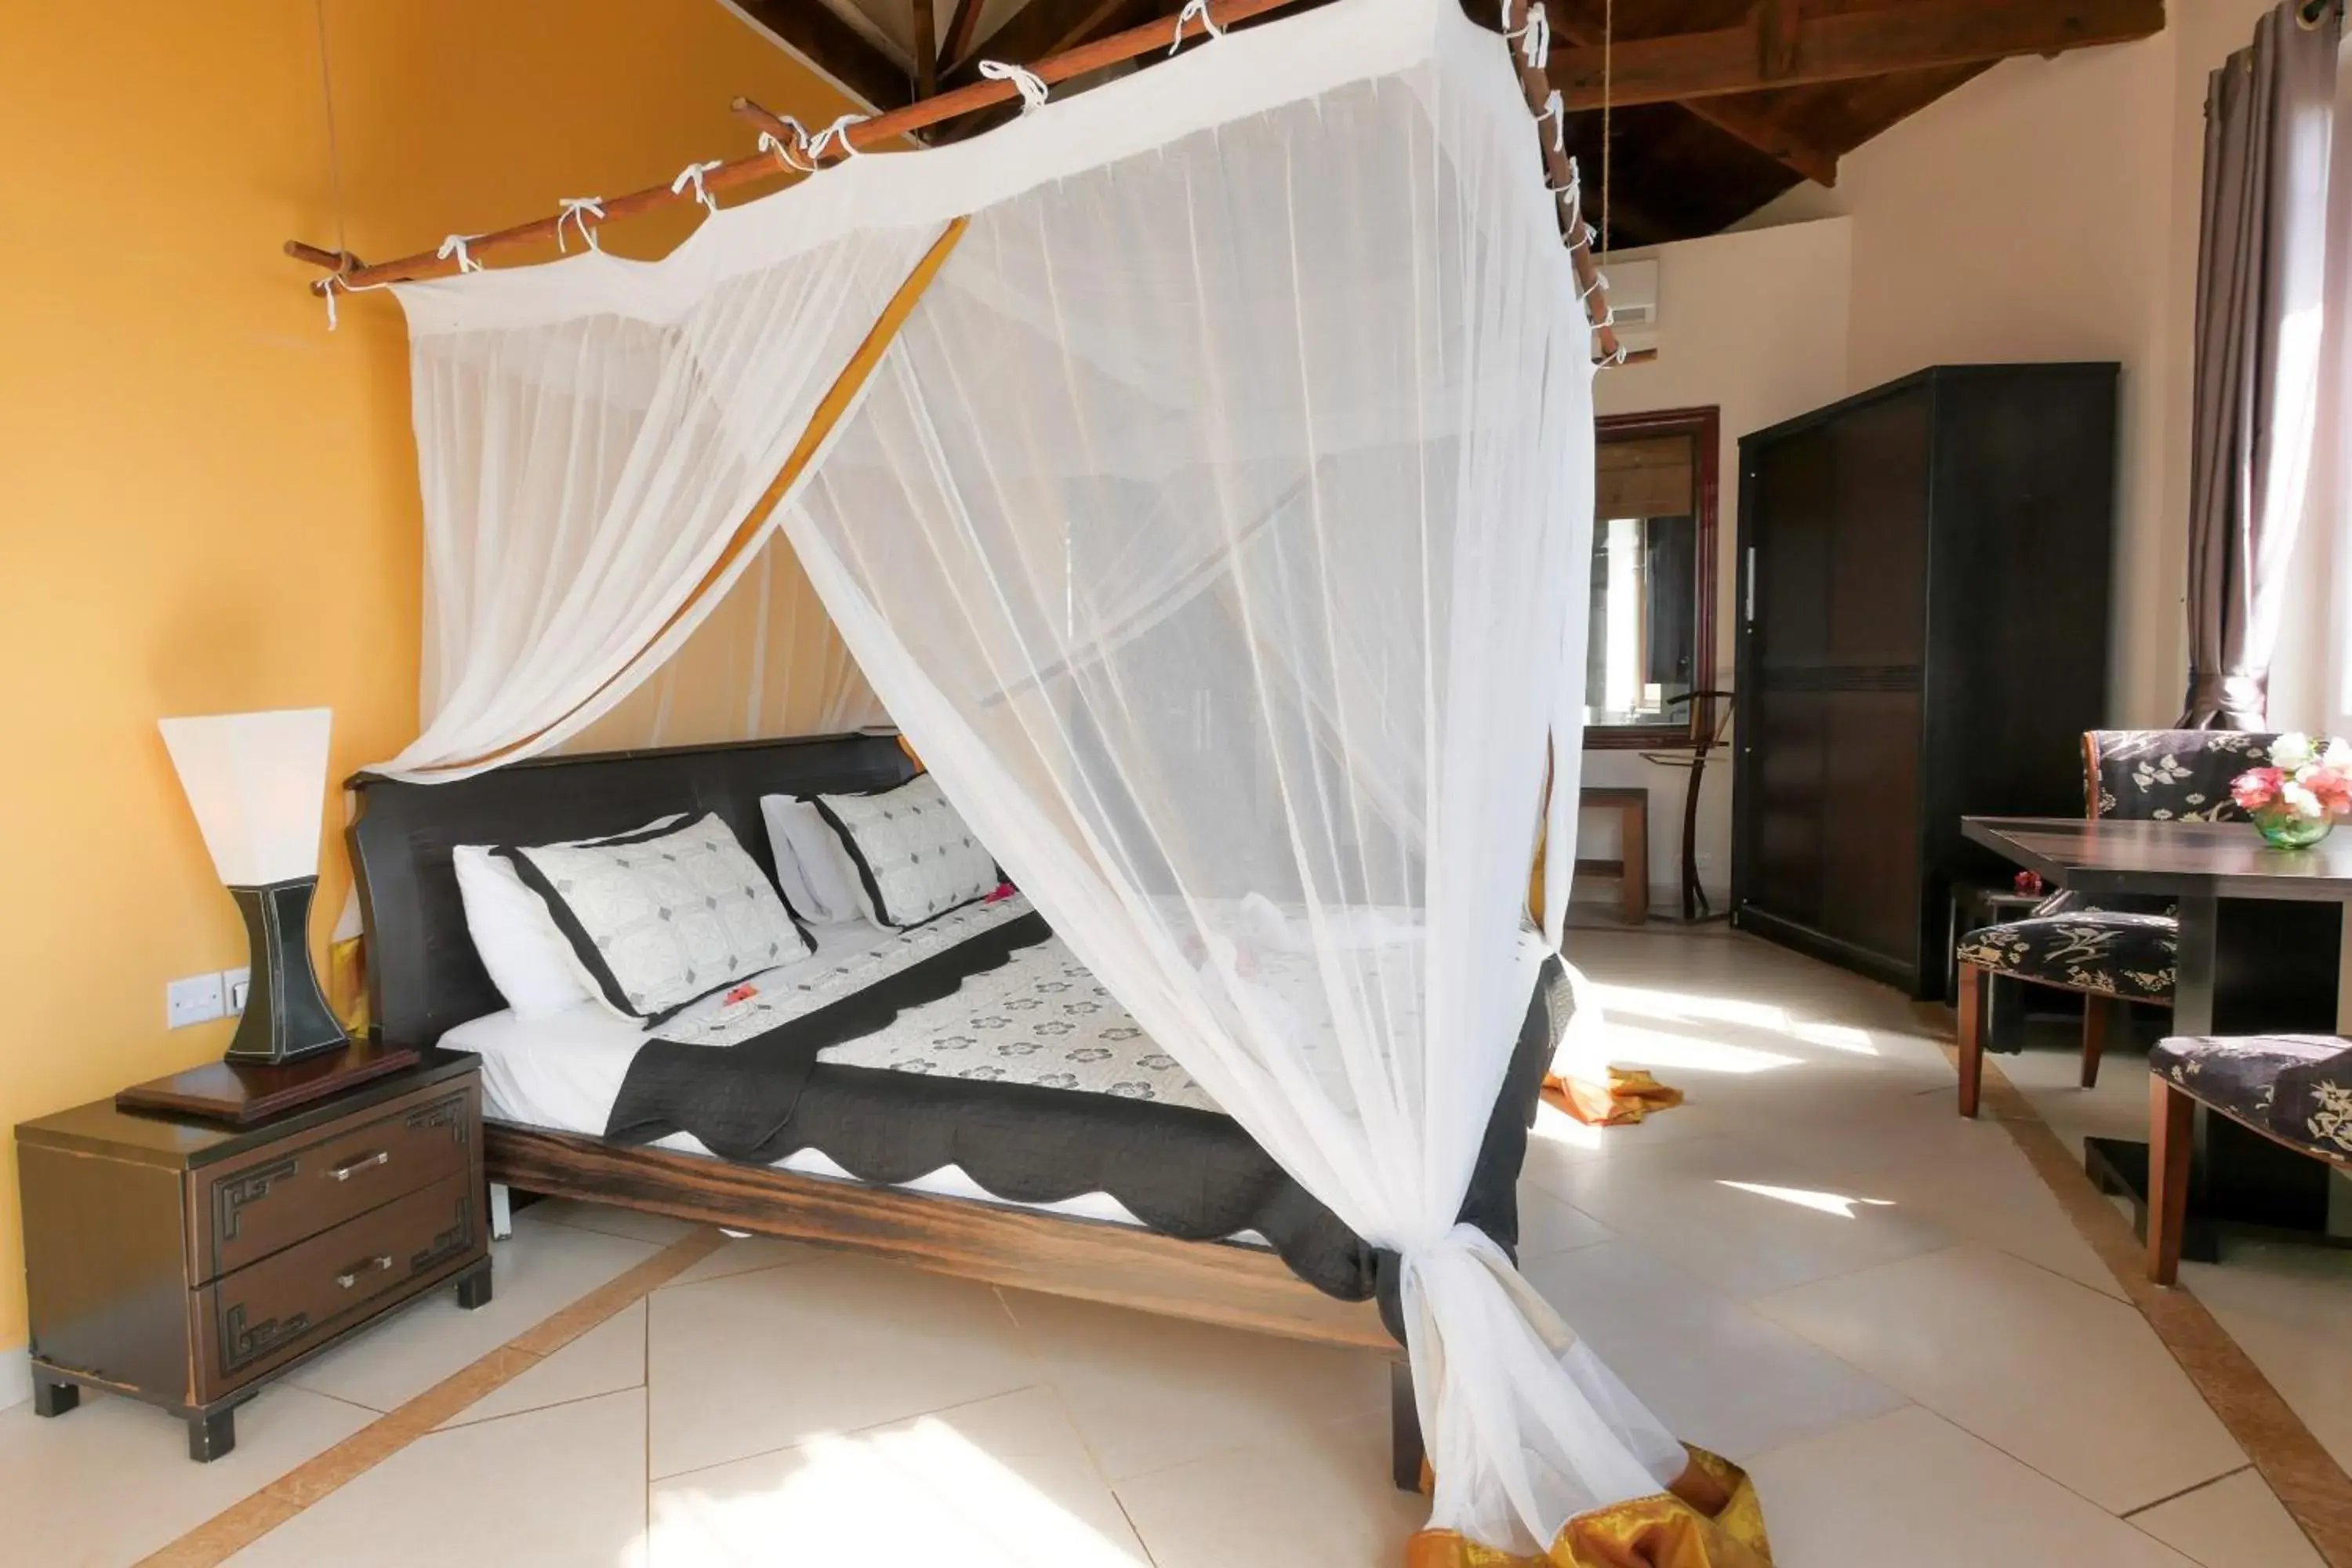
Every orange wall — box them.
[0,0,852,1358]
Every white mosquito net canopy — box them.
[374,0,1693,1550]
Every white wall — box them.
[1573,1,2281,913]
[1577,217,1853,909]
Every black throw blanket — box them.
[606,912,1564,1306]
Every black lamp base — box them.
[224,877,350,1066]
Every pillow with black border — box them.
[810,774,1000,929]
[496,812,811,1025]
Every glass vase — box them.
[2253,808,2335,850]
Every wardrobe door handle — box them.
[328,1151,390,1182]
[336,1255,394,1290]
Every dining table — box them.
[1960,816,2352,1258]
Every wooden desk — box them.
[1961,816,2351,1256]
[1577,787,1650,926]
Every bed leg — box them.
[1390,1359,1425,1494]
[488,1181,514,1242]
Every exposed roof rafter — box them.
[1551,5,1838,187]
[732,0,914,113]
[1548,0,2167,110]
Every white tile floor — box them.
[3,923,2345,1566]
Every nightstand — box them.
[14,1046,491,1461]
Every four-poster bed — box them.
[347,730,1563,1491]
[298,0,1766,1559]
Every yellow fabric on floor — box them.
[1543,1065,1685,1127]
[1408,1449,1772,1568]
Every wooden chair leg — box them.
[1956,963,1985,1118]
[2147,1073,2195,1286]
[2081,994,2112,1089]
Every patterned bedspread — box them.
[648,895,1214,1111]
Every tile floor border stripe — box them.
[136,1227,728,1568]
[1938,1028,2352,1566]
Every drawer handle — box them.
[328,1151,390,1182]
[335,1254,395,1290]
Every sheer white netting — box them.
[378,0,1682,1548]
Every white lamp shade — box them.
[158,708,334,887]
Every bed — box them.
[347,731,1563,1487]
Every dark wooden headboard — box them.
[347,732,915,1047]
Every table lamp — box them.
[158,708,350,1065]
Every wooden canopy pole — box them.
[285,0,1622,358]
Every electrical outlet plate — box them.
[167,973,227,1029]
[222,967,252,1015]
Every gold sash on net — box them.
[1409,1448,1773,1568]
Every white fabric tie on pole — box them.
[759,118,819,172]
[1508,1,1550,68]
[977,60,1051,111]
[374,0,1688,1550]
[808,114,866,162]
[671,159,724,214]
[1171,0,1227,53]
[434,234,484,274]
[556,198,605,252]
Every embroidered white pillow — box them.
[811,775,999,929]
[452,814,685,1018]
[499,814,811,1023]
[759,795,867,924]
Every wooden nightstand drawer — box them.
[20,1048,490,1461]
[197,1169,480,1395]
[196,1079,478,1281]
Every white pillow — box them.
[452,814,684,1019]
[760,795,867,924]
[500,813,812,1023]
[810,775,1000,929]
[452,848,590,1018]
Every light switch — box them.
[167,973,227,1029]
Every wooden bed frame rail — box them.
[486,1122,1399,1352]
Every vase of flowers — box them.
[2230,733,2352,848]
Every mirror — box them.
[1584,408,1719,749]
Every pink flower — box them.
[2232,766,2285,811]
[2303,765,2352,818]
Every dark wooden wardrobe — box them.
[1730,365,2118,999]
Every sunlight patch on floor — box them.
[1718,1181,1897,1219]
[1588,984,1793,1035]
[637,1414,1147,1567]
[1582,1025,1805,1076]
[1788,1021,1881,1057]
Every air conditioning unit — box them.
[1602,258,1660,351]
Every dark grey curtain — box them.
[2180,0,2342,728]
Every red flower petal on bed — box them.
[723,983,760,1006]
[985,881,1017,903]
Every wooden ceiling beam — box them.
[734,0,913,113]
[1550,0,2166,110]
[913,0,940,96]
[1552,9,1837,187]
[940,0,989,73]
[947,0,1145,87]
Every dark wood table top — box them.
[1962,816,2352,902]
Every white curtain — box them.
[383,227,939,780]
[380,0,1686,1548]
[557,531,886,755]
[2270,27,2352,738]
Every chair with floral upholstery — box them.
[2145,1032,2352,1283]
[1953,730,2278,1117]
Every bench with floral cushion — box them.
[2144,1033,2352,1283]
[1954,730,2278,1117]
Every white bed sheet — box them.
[445,917,1257,1238]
